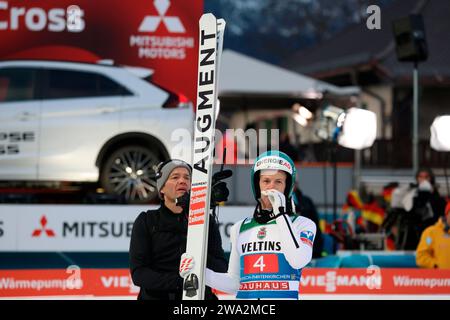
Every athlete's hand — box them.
[179,253,195,278]
[261,189,286,215]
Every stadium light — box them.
[430,115,450,151]
[299,106,313,120]
[293,113,308,127]
[292,103,313,127]
[338,107,377,150]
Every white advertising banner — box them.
[0,209,17,251]
[0,205,252,252]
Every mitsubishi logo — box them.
[32,215,56,237]
[139,0,185,33]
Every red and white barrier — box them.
[1,268,449,299]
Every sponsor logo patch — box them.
[239,281,289,291]
[257,227,267,240]
[300,230,315,247]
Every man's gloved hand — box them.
[261,189,286,215]
[210,170,232,208]
[211,181,229,207]
[179,253,195,278]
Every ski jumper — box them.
[206,213,316,299]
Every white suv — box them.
[0,60,194,202]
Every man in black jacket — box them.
[129,159,228,300]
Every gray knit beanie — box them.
[156,159,192,198]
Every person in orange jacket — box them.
[416,201,450,269]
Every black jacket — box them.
[129,204,227,300]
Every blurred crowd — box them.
[312,168,450,269]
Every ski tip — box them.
[200,13,217,23]
[217,18,226,28]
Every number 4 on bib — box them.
[244,254,279,274]
[253,256,266,272]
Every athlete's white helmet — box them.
[251,150,297,201]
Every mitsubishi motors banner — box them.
[0,204,150,251]
[0,0,203,102]
[0,268,449,299]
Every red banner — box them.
[1,268,449,298]
[299,268,450,295]
[0,269,138,297]
[0,0,203,103]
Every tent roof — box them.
[219,50,359,98]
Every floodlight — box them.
[299,106,313,120]
[338,108,377,150]
[292,104,313,127]
[430,115,450,151]
[293,113,308,127]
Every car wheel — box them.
[100,145,162,203]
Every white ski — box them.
[214,18,226,122]
[182,13,226,300]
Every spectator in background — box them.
[413,168,446,231]
[279,132,299,162]
[383,168,446,250]
[416,202,450,269]
[293,186,324,258]
[343,189,385,234]
[381,182,401,250]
